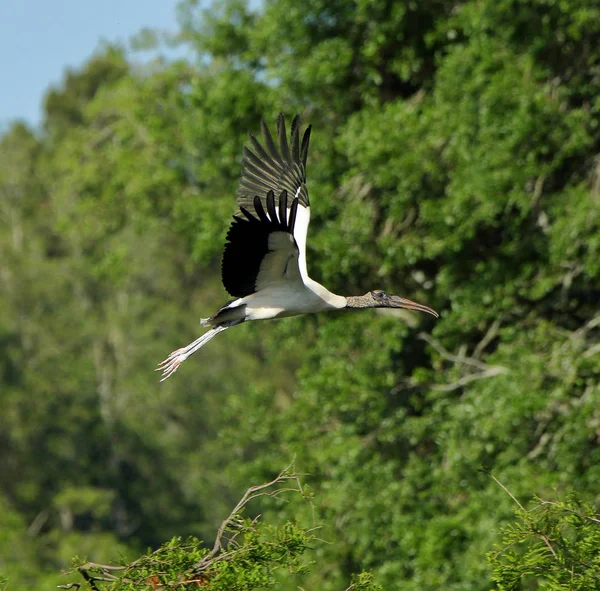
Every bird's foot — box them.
[156,348,187,381]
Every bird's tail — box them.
[157,323,232,381]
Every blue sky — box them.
[0,0,185,128]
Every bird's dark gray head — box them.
[345,290,439,318]
[371,289,439,317]
[370,289,390,305]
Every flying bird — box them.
[158,114,438,380]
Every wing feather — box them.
[238,114,311,211]
[253,195,270,224]
[243,147,280,179]
[236,114,313,283]
[261,120,280,161]
[288,197,299,234]
[300,125,311,169]
[290,115,300,164]
[266,189,278,222]
[247,135,279,173]
[277,113,292,165]
[278,190,288,227]
[222,190,301,297]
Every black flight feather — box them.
[222,190,300,298]
[290,115,300,164]
[278,190,288,227]
[243,146,279,180]
[238,114,311,214]
[253,195,269,223]
[277,113,291,165]
[266,190,278,222]
[248,134,278,173]
[261,120,280,161]
[300,125,311,170]
[288,197,299,233]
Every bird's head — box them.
[368,289,439,318]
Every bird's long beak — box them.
[390,296,439,318]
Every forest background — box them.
[1,0,599,589]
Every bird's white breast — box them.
[242,279,346,321]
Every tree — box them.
[1,0,599,589]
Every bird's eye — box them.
[371,290,384,299]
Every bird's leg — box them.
[156,345,193,381]
[156,325,230,381]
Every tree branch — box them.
[419,332,508,391]
[195,458,304,571]
[68,460,312,590]
[473,318,502,359]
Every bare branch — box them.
[484,471,526,512]
[28,508,49,537]
[76,566,101,591]
[473,318,502,359]
[72,460,310,590]
[419,332,507,374]
[486,473,558,561]
[419,332,508,392]
[430,366,508,392]
[555,313,600,358]
[583,343,600,358]
[78,564,126,572]
[531,174,545,209]
[195,458,305,571]
[570,313,600,340]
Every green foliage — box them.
[43,46,130,136]
[61,467,376,591]
[101,522,313,591]
[489,494,600,590]
[2,0,600,589]
[69,522,365,591]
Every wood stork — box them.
[158,114,438,380]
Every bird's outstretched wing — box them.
[237,113,312,281]
[222,190,301,297]
[238,113,311,211]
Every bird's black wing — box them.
[238,113,311,214]
[222,190,301,297]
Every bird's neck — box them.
[345,294,376,309]
[304,278,347,310]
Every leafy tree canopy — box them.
[1,0,599,589]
